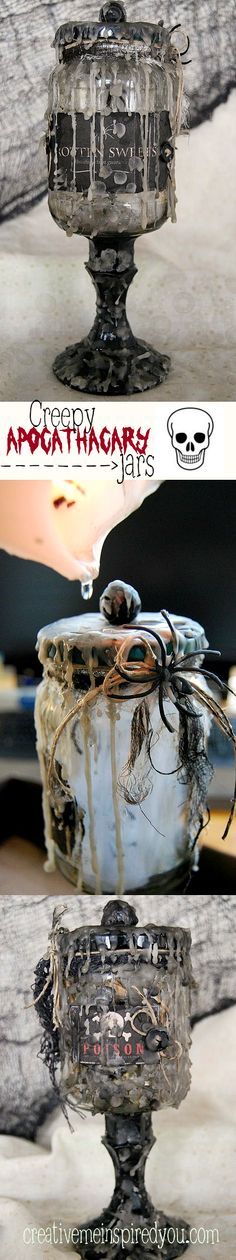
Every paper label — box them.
[48,110,171,194]
[79,1014,146,1066]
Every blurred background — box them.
[0,480,236,891]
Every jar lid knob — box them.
[101,899,138,927]
[99,3,126,24]
[100,580,141,624]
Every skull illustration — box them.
[167,408,214,468]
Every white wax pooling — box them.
[0,479,160,584]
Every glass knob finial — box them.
[101,899,138,927]
[99,3,126,24]
[100,580,141,624]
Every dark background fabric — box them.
[0,0,235,221]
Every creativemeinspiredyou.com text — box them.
[22,1221,220,1248]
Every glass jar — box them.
[36,900,192,1116]
[47,4,183,238]
[35,900,192,1259]
[35,593,211,894]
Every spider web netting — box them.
[0,0,235,221]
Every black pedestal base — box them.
[74,1114,189,1260]
[75,1206,189,1260]
[53,337,170,396]
[53,237,170,396]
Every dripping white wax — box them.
[48,29,183,238]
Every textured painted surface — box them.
[72,1110,189,1258]
[52,237,171,394]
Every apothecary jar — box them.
[35,582,211,894]
[47,4,183,239]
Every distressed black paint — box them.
[53,235,170,394]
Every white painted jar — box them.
[47,4,183,238]
[35,591,210,894]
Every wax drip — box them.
[99,68,105,178]
[81,580,93,600]
[34,688,56,872]
[89,61,96,194]
[154,109,160,223]
[54,78,58,192]
[82,707,101,893]
[140,63,150,231]
[110,705,125,894]
[75,825,84,894]
[71,86,76,191]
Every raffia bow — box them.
[48,611,236,842]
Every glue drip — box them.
[81,580,94,601]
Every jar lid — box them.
[50,899,192,971]
[54,4,172,58]
[36,579,208,670]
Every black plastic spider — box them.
[169,23,192,64]
[107,610,236,839]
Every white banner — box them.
[0,400,235,480]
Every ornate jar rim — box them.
[36,609,208,666]
[54,6,173,59]
[49,900,192,970]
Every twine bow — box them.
[48,611,236,842]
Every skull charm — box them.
[167,408,214,468]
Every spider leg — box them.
[168,25,190,57]
[172,674,194,699]
[170,674,203,711]
[173,649,221,671]
[181,666,236,703]
[187,680,236,735]
[177,664,225,685]
[106,683,155,702]
[114,660,155,684]
[160,610,179,661]
[172,694,199,723]
[132,624,167,670]
[222,784,236,839]
[173,666,234,710]
[158,680,176,733]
